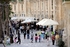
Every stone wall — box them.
[62,1,70,47]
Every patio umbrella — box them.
[41,19,58,26]
[36,19,47,25]
[21,19,37,23]
[36,19,58,26]
[21,19,31,23]
[11,17,18,20]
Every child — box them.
[14,37,17,43]
[39,35,41,42]
[6,38,10,45]
[35,33,38,42]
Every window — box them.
[21,4,23,11]
[46,11,48,14]
[38,1,39,10]
[45,15,48,18]
[37,14,39,18]
[52,15,53,20]
[52,0,53,9]
[41,14,43,17]
[14,14,16,17]
[42,2,43,10]
[20,14,21,16]
[24,14,25,17]
[14,4,16,11]
[34,14,36,17]
[22,14,23,16]
[52,0,53,6]
[21,14,25,17]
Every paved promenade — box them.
[1,30,57,47]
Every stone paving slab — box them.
[5,30,57,47]
[0,44,4,47]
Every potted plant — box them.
[57,38,65,47]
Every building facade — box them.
[62,1,70,47]
[10,0,70,47]
[10,0,63,29]
[10,0,26,17]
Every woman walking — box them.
[51,35,55,45]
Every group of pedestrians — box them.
[31,32,41,43]
[5,20,60,46]
[50,33,60,45]
[30,30,60,46]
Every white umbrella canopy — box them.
[31,20,37,22]
[21,19,31,23]
[36,19,58,26]
[21,19,37,23]
[41,19,58,26]
[36,19,46,25]
[11,17,18,20]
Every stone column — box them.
[48,0,50,18]
[39,0,41,20]
[24,0,27,17]
[16,0,20,17]
[56,0,62,29]
[52,0,56,31]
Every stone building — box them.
[62,1,70,47]
[10,0,63,30]
[10,0,70,47]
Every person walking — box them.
[45,30,48,39]
[27,29,30,39]
[23,31,26,39]
[41,30,45,39]
[6,37,10,45]
[17,32,21,44]
[31,32,34,43]
[47,36,50,46]
[20,26,23,33]
[35,33,38,42]
[55,33,60,45]
[39,35,41,42]
[10,33,13,43]
[14,35,18,43]
[51,35,55,45]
